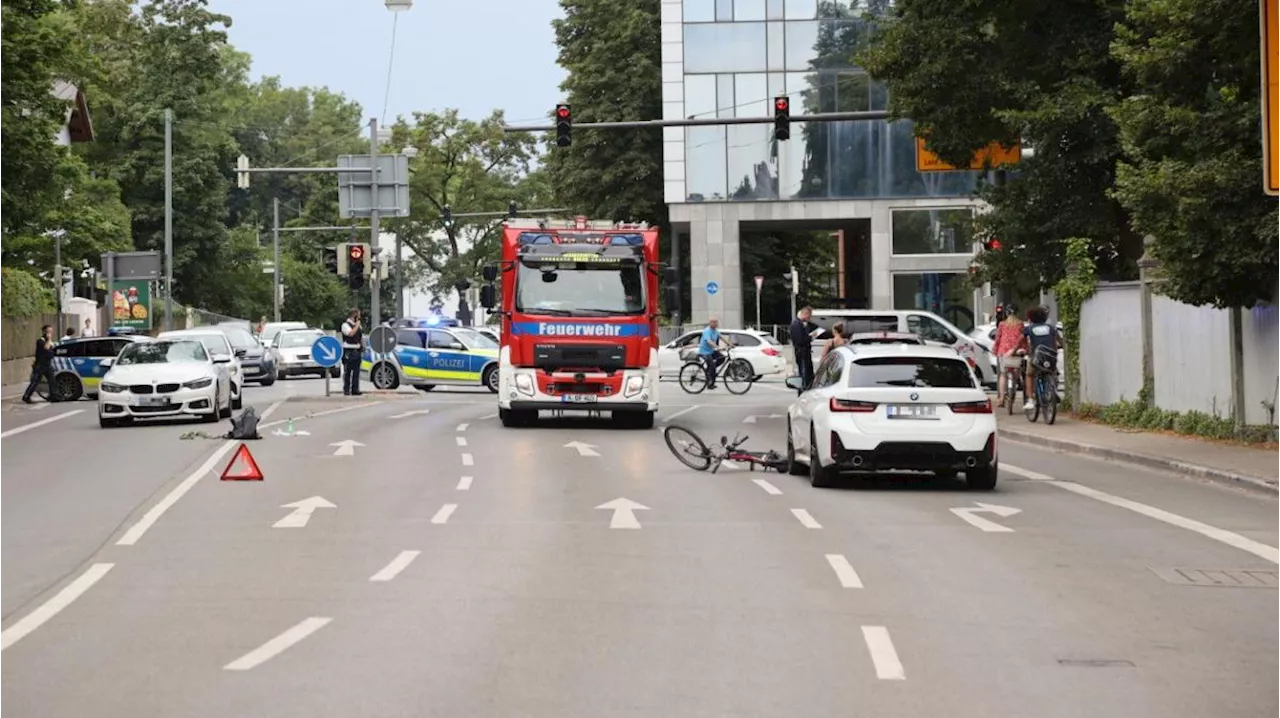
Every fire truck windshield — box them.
[515,261,646,316]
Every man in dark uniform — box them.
[789,306,814,394]
[22,325,57,404]
[340,308,364,396]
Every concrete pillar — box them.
[869,203,893,309]
[688,209,743,327]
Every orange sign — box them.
[221,443,264,481]
[915,137,1022,172]
[1263,0,1278,195]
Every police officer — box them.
[340,308,364,396]
[22,325,57,404]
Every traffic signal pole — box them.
[502,110,889,133]
[273,198,281,322]
[368,117,382,326]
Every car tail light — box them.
[950,399,992,414]
[761,347,779,356]
[830,397,877,412]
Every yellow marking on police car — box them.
[432,369,483,381]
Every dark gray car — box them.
[215,323,276,385]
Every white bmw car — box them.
[97,339,234,428]
[783,343,998,490]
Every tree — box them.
[1108,0,1278,307]
[860,0,1141,289]
[387,110,542,300]
[1,0,77,237]
[545,0,665,228]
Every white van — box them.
[808,309,997,385]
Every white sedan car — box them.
[158,328,244,409]
[659,328,786,378]
[98,339,233,428]
[783,344,998,490]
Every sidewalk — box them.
[997,413,1278,493]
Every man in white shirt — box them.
[340,308,364,395]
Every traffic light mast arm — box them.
[503,109,889,133]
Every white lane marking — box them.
[825,554,864,588]
[752,478,782,495]
[369,550,420,582]
[0,409,83,439]
[563,440,600,457]
[389,409,432,419]
[457,476,473,490]
[861,626,906,680]
[456,436,468,447]
[480,412,498,419]
[461,453,474,466]
[431,504,457,524]
[1001,464,1056,482]
[29,403,50,412]
[260,400,284,422]
[456,423,469,432]
[224,617,332,671]
[1,563,114,651]
[329,439,364,456]
[272,496,336,529]
[117,440,238,546]
[1008,468,1280,565]
[596,497,649,529]
[949,502,1021,533]
[259,401,383,429]
[791,508,822,529]
[662,406,699,423]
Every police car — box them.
[362,326,500,393]
[49,334,154,401]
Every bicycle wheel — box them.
[1044,377,1058,425]
[722,358,754,395]
[664,425,712,470]
[1005,373,1016,415]
[678,361,708,395]
[1023,379,1040,422]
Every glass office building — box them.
[662,0,985,328]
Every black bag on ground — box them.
[225,406,262,440]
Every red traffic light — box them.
[556,105,571,119]
[775,98,789,112]
[988,239,1002,251]
[349,245,364,260]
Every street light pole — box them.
[368,117,382,325]
[164,108,174,332]
[273,198,281,322]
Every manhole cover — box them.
[1058,659,1135,668]
[1149,567,1279,588]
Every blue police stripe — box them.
[510,321,649,338]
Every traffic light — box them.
[442,204,453,227]
[555,103,571,147]
[322,247,338,275]
[507,201,518,219]
[773,96,791,142]
[982,238,1003,252]
[346,243,367,290]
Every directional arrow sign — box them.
[742,414,784,424]
[329,440,365,456]
[950,502,1021,533]
[596,498,649,529]
[563,441,600,457]
[273,496,336,528]
[389,409,431,419]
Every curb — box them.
[281,391,419,402]
[997,427,1279,496]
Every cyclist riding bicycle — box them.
[992,303,1024,406]
[697,317,732,390]
[1018,305,1061,410]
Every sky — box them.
[209,0,568,128]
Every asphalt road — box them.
[2,377,1275,717]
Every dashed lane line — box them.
[0,409,83,439]
[752,478,782,495]
[791,508,822,529]
[1,563,114,651]
[431,504,458,524]
[661,406,700,424]
[223,617,332,671]
[456,423,469,432]
[457,476,473,491]
[369,551,420,582]
[825,554,864,588]
[480,412,498,420]
[861,626,906,680]
[461,453,474,466]
[456,436,468,447]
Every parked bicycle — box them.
[677,347,755,395]
[663,425,788,473]
[1025,346,1059,425]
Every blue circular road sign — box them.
[705,281,720,296]
[311,335,343,368]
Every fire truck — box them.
[478,216,677,428]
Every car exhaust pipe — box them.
[965,457,977,468]
[851,455,864,467]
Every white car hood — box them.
[105,363,214,385]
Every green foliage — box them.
[1108,0,1278,308]
[388,110,542,299]
[860,0,1141,289]
[1052,238,1097,408]
[280,256,349,328]
[1,268,56,317]
[740,231,841,324]
[1077,399,1277,444]
[545,0,666,228]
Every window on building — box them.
[685,0,716,22]
[784,0,817,20]
[735,0,766,21]
[684,23,767,73]
[890,208,975,255]
[892,273,976,333]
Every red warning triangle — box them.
[221,443,263,481]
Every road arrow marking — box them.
[950,502,1021,532]
[564,441,600,457]
[596,498,649,529]
[329,440,364,456]
[273,496,336,528]
[742,414,784,424]
[389,409,431,419]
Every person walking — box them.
[21,325,57,404]
[790,306,815,393]
[340,308,364,396]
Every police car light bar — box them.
[505,218,650,231]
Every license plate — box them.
[561,393,597,404]
[136,395,169,407]
[887,404,936,419]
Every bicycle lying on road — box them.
[677,347,755,396]
[663,425,788,473]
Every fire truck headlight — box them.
[514,373,534,396]
[623,375,644,398]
